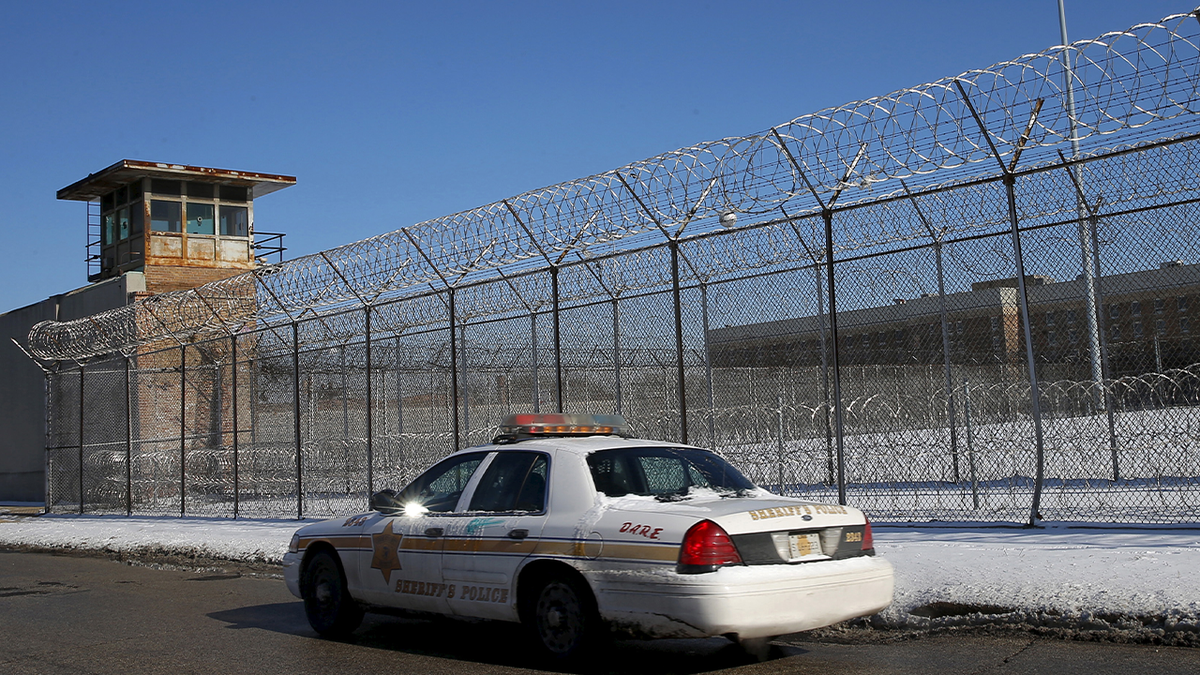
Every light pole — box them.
[1058,0,1104,392]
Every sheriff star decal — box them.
[370,520,403,584]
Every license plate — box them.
[788,532,824,560]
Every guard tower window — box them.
[186,203,215,235]
[117,207,130,240]
[151,179,182,196]
[219,205,248,236]
[220,185,248,202]
[186,182,215,199]
[100,182,142,244]
[151,200,182,232]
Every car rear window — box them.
[587,447,755,499]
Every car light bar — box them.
[496,413,629,439]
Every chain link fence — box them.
[32,8,1200,523]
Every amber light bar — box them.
[497,413,629,438]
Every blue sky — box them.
[0,0,1192,312]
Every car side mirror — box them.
[370,489,402,514]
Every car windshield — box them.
[587,446,756,500]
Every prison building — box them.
[708,262,1200,377]
[0,161,295,504]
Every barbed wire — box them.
[28,8,1200,362]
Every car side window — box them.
[400,452,488,513]
[467,452,549,513]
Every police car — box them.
[283,414,893,660]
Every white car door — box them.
[355,451,489,613]
[442,449,550,621]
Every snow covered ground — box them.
[1,508,1198,643]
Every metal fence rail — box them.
[32,8,1200,524]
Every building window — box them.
[1157,319,1166,336]
[186,203,215,235]
[992,335,1000,350]
[894,330,904,344]
[1046,311,1055,326]
[117,207,130,240]
[1180,297,1190,312]
[1069,329,1079,344]
[151,179,182,196]
[956,320,964,334]
[1048,330,1057,345]
[1109,305,1120,320]
[1111,325,1121,340]
[1067,309,1077,324]
[99,181,143,245]
[990,316,999,331]
[1132,301,1142,317]
[186,181,215,199]
[219,205,249,236]
[150,200,181,232]
[1134,321,1143,338]
[1155,298,1165,314]
[220,185,249,202]
[1183,317,1191,333]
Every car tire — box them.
[300,549,364,637]
[525,573,603,662]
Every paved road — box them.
[1,550,1197,675]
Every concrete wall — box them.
[0,273,144,503]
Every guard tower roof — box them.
[57,159,296,202]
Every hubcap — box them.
[537,581,583,654]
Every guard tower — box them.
[57,160,296,293]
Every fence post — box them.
[395,336,405,478]
[231,335,239,519]
[1090,214,1120,481]
[459,313,470,444]
[823,210,848,505]
[612,299,622,415]
[179,346,187,517]
[78,365,84,516]
[773,129,853,504]
[449,289,461,450]
[670,240,689,444]
[791,228,835,487]
[552,267,563,413]
[531,313,540,413]
[701,284,715,447]
[292,321,302,519]
[365,306,374,500]
[125,355,132,516]
[956,82,1048,526]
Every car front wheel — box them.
[300,549,364,637]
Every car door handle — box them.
[425,527,444,537]
[507,529,529,540]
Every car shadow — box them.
[208,602,807,674]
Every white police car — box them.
[283,414,893,660]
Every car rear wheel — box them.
[301,549,363,637]
[526,573,602,662]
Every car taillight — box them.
[678,520,742,573]
[862,518,874,551]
